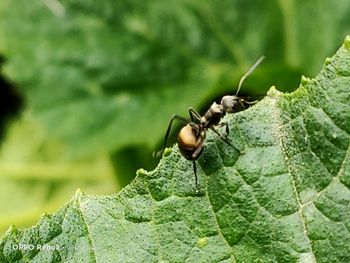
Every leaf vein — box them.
[272,98,317,262]
[76,197,98,263]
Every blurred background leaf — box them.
[0,0,349,235]
[0,113,116,234]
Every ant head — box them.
[220,56,265,113]
[177,124,204,160]
[220,95,239,113]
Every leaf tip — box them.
[324,57,332,66]
[267,85,282,97]
[39,212,50,220]
[4,225,20,237]
[136,168,148,177]
[300,75,312,85]
[74,188,85,199]
[344,35,350,51]
[163,147,172,157]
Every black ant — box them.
[160,56,265,193]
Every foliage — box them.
[0,116,116,235]
[1,0,350,155]
[0,35,349,263]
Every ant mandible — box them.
[161,56,265,193]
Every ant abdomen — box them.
[177,125,204,160]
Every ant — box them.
[160,56,265,193]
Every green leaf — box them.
[1,0,350,156]
[0,114,117,235]
[1,36,350,262]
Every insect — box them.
[161,56,265,193]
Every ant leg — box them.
[192,160,199,194]
[225,122,229,136]
[192,137,205,159]
[210,126,239,152]
[159,114,189,156]
[237,99,258,111]
[241,99,258,105]
[188,107,202,123]
[239,100,247,109]
[216,122,230,137]
[191,137,205,193]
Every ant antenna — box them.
[235,56,265,96]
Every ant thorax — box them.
[202,102,224,127]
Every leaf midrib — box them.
[272,92,317,262]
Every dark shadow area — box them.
[111,145,159,188]
[0,55,24,142]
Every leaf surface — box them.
[1,36,350,263]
